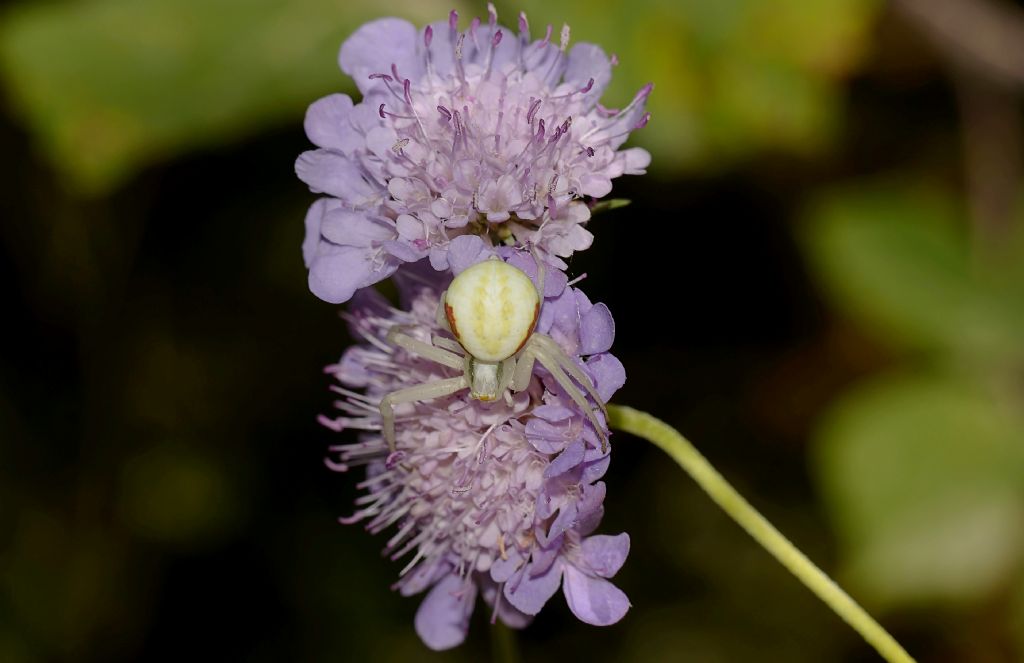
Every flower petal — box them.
[308,245,372,304]
[339,18,422,94]
[447,235,492,274]
[414,573,477,651]
[544,439,585,479]
[295,150,380,204]
[564,43,612,108]
[581,533,630,578]
[563,565,630,626]
[579,302,615,355]
[320,209,395,247]
[302,198,340,268]
[304,94,361,153]
[585,354,626,401]
[505,561,563,616]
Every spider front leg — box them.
[386,327,464,370]
[513,334,610,453]
[380,376,469,452]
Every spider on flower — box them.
[379,251,609,456]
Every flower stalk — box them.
[607,405,915,663]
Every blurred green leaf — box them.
[814,372,1024,607]
[0,0,456,195]
[505,0,880,169]
[0,0,879,194]
[803,182,1024,361]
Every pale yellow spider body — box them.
[443,259,539,363]
[379,256,609,459]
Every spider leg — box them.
[516,339,609,453]
[430,334,464,355]
[386,327,464,370]
[380,375,469,452]
[530,334,609,419]
[435,293,451,331]
[529,243,547,297]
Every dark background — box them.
[2,0,1023,661]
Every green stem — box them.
[608,405,915,663]
[490,620,520,663]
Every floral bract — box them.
[298,6,651,303]
[323,253,630,649]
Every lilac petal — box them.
[581,533,630,578]
[339,18,422,94]
[478,577,533,629]
[295,150,379,203]
[525,417,574,454]
[505,561,563,615]
[547,500,579,540]
[564,43,612,107]
[302,198,338,268]
[581,453,611,484]
[304,94,361,153]
[585,354,626,401]
[496,599,533,629]
[579,303,615,355]
[308,245,372,304]
[576,481,607,523]
[490,548,525,583]
[534,403,575,422]
[618,147,651,174]
[399,559,449,597]
[576,503,605,537]
[544,439,586,479]
[447,235,492,274]
[504,251,568,298]
[382,239,426,262]
[563,565,631,626]
[414,573,477,651]
[320,209,394,247]
[428,245,450,271]
[579,173,613,198]
[529,539,562,576]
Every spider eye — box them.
[445,260,540,362]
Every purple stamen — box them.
[448,9,458,31]
[634,112,651,130]
[526,98,541,125]
[518,12,529,35]
[492,30,503,47]
[436,105,452,121]
[368,72,393,82]
[424,25,433,47]
[579,78,594,94]
[403,79,412,104]
[379,103,387,119]
[541,24,553,46]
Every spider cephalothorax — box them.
[380,255,609,453]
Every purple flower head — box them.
[298,7,652,303]
[322,252,629,649]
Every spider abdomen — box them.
[445,259,540,362]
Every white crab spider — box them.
[380,255,609,455]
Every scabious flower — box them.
[298,6,651,303]
[322,251,630,649]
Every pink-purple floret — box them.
[303,6,648,650]
[297,6,650,304]
[324,252,629,648]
